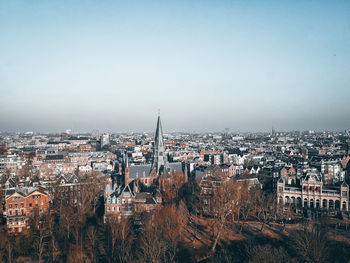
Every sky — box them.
[0,0,350,133]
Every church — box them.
[104,115,187,219]
[124,114,185,186]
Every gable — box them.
[6,192,25,201]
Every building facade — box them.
[5,188,49,233]
[277,173,349,211]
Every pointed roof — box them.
[104,183,112,193]
[154,115,164,150]
[151,114,166,175]
[68,173,79,184]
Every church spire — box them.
[151,113,166,174]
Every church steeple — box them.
[151,113,166,174]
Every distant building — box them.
[100,133,110,149]
[277,173,349,211]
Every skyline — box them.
[1,0,350,132]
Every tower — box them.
[151,114,166,175]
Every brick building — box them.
[5,187,49,233]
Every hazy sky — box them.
[1,0,350,133]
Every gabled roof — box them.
[341,181,349,187]
[6,191,26,200]
[57,174,68,184]
[5,177,16,188]
[67,173,79,184]
[110,180,136,199]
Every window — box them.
[21,203,24,208]
[122,199,126,204]
[35,201,38,207]
[29,203,32,207]
[41,201,43,206]
[9,204,12,208]
[342,191,347,198]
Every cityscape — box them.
[1,117,350,262]
[1,0,350,263]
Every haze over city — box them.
[1,0,350,132]
[2,2,350,262]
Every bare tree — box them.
[67,244,91,263]
[78,172,104,216]
[290,222,329,263]
[139,213,166,263]
[108,216,133,263]
[159,203,187,262]
[251,190,276,231]
[160,171,187,204]
[236,183,254,233]
[86,225,98,263]
[107,215,119,262]
[248,244,293,263]
[46,212,59,263]
[0,226,12,263]
[207,178,243,252]
[33,217,50,263]
[138,204,187,263]
[59,203,76,240]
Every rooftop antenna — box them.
[158,109,160,116]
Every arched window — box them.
[322,199,327,209]
[285,196,290,205]
[335,200,340,210]
[291,197,296,205]
[316,199,320,209]
[329,200,334,210]
[342,201,347,211]
[297,197,302,207]
[310,199,314,209]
